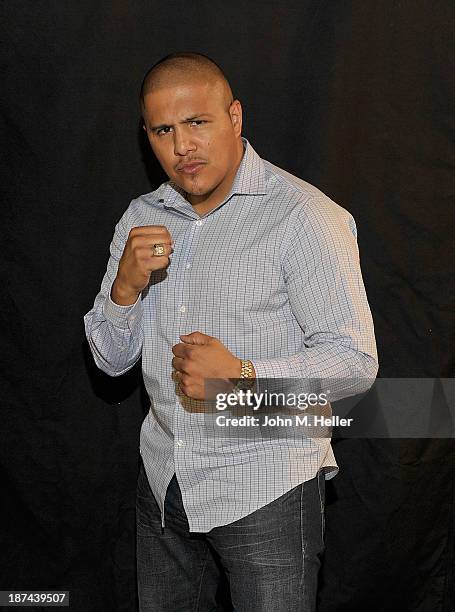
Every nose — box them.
[173,126,196,157]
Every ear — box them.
[229,99,242,136]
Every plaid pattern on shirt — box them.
[84,138,378,532]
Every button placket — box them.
[177,217,204,316]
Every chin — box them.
[187,186,209,196]
[183,180,211,197]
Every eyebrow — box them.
[149,113,214,132]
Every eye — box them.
[189,120,206,127]
[156,126,173,136]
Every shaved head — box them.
[139,52,234,111]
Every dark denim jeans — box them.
[136,463,325,611]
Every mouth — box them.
[177,162,206,175]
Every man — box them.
[84,52,378,611]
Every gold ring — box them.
[152,243,165,256]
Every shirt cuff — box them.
[103,286,143,330]
[250,357,291,380]
[249,357,292,398]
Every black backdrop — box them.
[1,2,454,610]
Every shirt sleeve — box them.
[251,196,378,400]
[83,204,144,376]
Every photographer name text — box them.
[215,414,353,427]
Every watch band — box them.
[234,360,255,392]
[239,359,255,379]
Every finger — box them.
[172,369,181,383]
[144,234,173,247]
[130,225,172,239]
[179,381,203,400]
[133,246,172,271]
[179,373,193,390]
[147,244,174,259]
[180,331,211,345]
[172,343,187,357]
[171,356,185,371]
[129,235,173,254]
[147,256,170,272]
[181,383,205,400]
[148,243,173,258]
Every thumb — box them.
[180,331,212,345]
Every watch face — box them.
[236,377,255,392]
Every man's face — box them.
[142,80,242,206]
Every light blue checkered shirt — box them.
[84,138,378,532]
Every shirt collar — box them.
[155,137,268,213]
[230,137,268,196]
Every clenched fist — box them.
[111,225,173,305]
[172,332,243,400]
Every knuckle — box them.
[185,385,196,398]
[185,362,196,376]
[130,236,141,250]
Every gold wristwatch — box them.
[234,359,256,392]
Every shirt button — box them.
[179,305,187,313]
[195,219,203,226]
[186,262,191,269]
[176,439,184,447]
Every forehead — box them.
[142,80,226,122]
